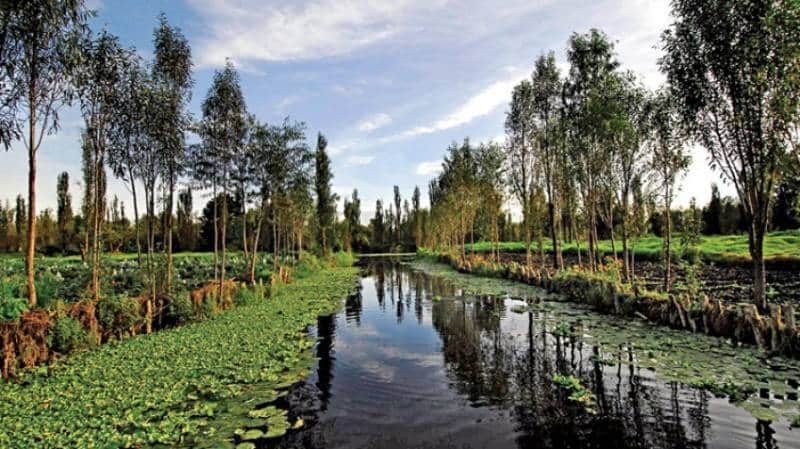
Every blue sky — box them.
[1,0,733,219]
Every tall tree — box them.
[661,0,800,309]
[531,52,564,269]
[343,189,361,251]
[393,185,401,246]
[107,49,148,265]
[79,29,126,301]
[314,133,335,256]
[703,183,723,235]
[176,187,195,252]
[198,59,244,298]
[56,171,73,253]
[648,90,690,293]
[151,13,192,295]
[14,194,25,252]
[505,80,536,267]
[412,186,421,248]
[4,0,90,305]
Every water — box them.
[274,259,798,449]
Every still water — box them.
[275,259,797,449]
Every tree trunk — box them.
[749,226,767,311]
[166,177,174,295]
[249,201,265,285]
[26,101,37,307]
[92,146,101,302]
[212,181,218,283]
[129,171,141,266]
[664,203,671,293]
[219,184,227,301]
[621,193,631,283]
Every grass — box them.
[0,266,359,448]
[463,229,800,264]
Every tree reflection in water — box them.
[272,260,783,449]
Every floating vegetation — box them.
[0,267,360,449]
[552,375,597,414]
[411,260,800,426]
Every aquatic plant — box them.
[552,374,597,414]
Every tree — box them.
[393,185,401,246]
[107,49,149,265]
[412,186,421,248]
[79,29,126,301]
[314,133,335,256]
[176,187,195,251]
[661,0,800,309]
[197,59,244,299]
[14,194,25,252]
[343,189,361,251]
[562,29,620,271]
[4,0,90,305]
[151,13,192,295]
[773,177,799,230]
[372,199,384,250]
[504,80,536,267]
[531,52,564,269]
[648,90,690,293]
[56,171,73,253]
[703,183,723,235]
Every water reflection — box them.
[273,260,794,449]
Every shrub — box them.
[97,294,142,337]
[328,251,355,268]
[234,286,264,307]
[0,277,28,322]
[166,291,194,326]
[294,252,321,279]
[35,270,63,310]
[49,316,94,354]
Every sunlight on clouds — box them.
[189,0,445,66]
[415,160,442,176]
[357,113,392,132]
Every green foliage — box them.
[552,374,597,414]
[0,276,27,321]
[49,316,93,355]
[0,267,358,448]
[34,270,63,310]
[97,294,141,336]
[233,286,264,308]
[166,290,195,325]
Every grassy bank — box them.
[465,229,800,265]
[0,265,359,448]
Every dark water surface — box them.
[273,259,798,449]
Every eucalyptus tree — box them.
[151,13,192,294]
[3,0,90,305]
[660,0,800,309]
[78,29,126,301]
[314,133,335,256]
[198,59,245,296]
[562,29,620,271]
[648,90,690,293]
[372,199,385,249]
[531,52,564,269]
[504,80,536,267]
[107,50,149,265]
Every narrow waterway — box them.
[273,259,798,449]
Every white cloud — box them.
[391,71,526,141]
[344,155,375,166]
[189,0,445,66]
[357,113,392,132]
[415,160,442,176]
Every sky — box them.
[0,0,735,221]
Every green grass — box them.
[463,230,800,264]
[0,266,359,448]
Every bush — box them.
[35,270,63,310]
[49,316,94,355]
[97,294,142,337]
[328,251,355,268]
[294,252,321,279]
[0,277,28,322]
[234,286,265,307]
[166,291,194,326]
